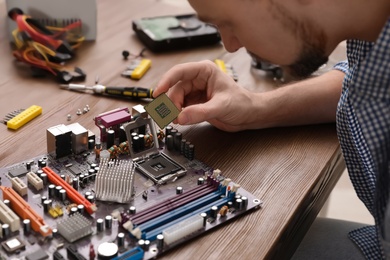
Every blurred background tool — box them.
[60,83,154,99]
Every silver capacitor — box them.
[105,215,112,229]
[23,219,31,234]
[59,189,67,201]
[117,232,125,247]
[96,218,104,232]
[48,184,55,198]
[2,224,10,238]
[157,234,164,251]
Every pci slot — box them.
[0,186,52,236]
[27,171,44,191]
[0,200,20,232]
[131,177,220,225]
[42,167,97,215]
[11,177,27,196]
[142,195,231,241]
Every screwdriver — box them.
[59,84,154,99]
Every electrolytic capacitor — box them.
[60,174,66,181]
[26,161,32,171]
[157,234,164,251]
[174,132,182,151]
[117,232,125,247]
[107,129,115,149]
[43,200,52,212]
[144,240,150,251]
[184,141,191,158]
[165,125,173,137]
[176,186,183,194]
[72,178,79,190]
[129,206,136,214]
[48,184,55,198]
[236,198,243,210]
[85,191,92,199]
[55,186,62,197]
[200,212,207,227]
[40,173,48,186]
[180,139,186,154]
[3,199,10,208]
[88,138,95,150]
[96,218,104,232]
[40,161,47,168]
[59,189,67,201]
[38,159,44,167]
[87,195,95,203]
[41,196,47,204]
[23,219,31,234]
[198,177,205,185]
[188,144,195,160]
[77,204,85,214]
[2,224,10,238]
[105,215,112,229]
[119,126,127,143]
[241,196,248,209]
[70,207,78,215]
[210,206,218,218]
[36,169,43,176]
[132,136,140,152]
[166,135,174,151]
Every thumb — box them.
[176,103,216,125]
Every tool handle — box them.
[104,86,153,99]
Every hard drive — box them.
[132,14,221,52]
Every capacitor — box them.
[200,212,207,227]
[165,125,173,137]
[2,224,10,238]
[41,196,47,204]
[36,169,44,176]
[241,196,248,209]
[156,234,164,251]
[55,186,62,197]
[60,174,65,181]
[180,139,187,154]
[166,135,174,151]
[174,132,182,151]
[91,163,97,169]
[210,206,218,219]
[52,228,58,236]
[138,239,145,249]
[40,161,47,168]
[117,232,125,247]
[26,161,32,171]
[219,205,229,217]
[83,173,89,184]
[40,173,48,185]
[132,136,140,152]
[85,191,92,199]
[144,240,150,251]
[3,199,10,208]
[184,141,191,158]
[129,206,136,214]
[59,189,67,201]
[23,219,31,234]
[170,129,178,136]
[227,201,234,208]
[88,139,95,150]
[87,195,95,203]
[96,218,104,232]
[48,184,55,198]
[188,144,195,160]
[38,159,44,167]
[97,242,118,259]
[94,167,100,173]
[105,215,112,229]
[138,134,145,150]
[119,126,127,143]
[70,207,78,215]
[176,186,183,194]
[77,204,85,214]
[107,129,115,149]
[198,177,205,185]
[88,168,95,176]
[72,178,79,190]
[236,198,243,210]
[43,199,52,212]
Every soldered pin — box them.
[122,58,151,80]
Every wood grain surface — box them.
[0,0,345,259]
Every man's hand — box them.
[153,60,258,132]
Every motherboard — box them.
[0,105,262,260]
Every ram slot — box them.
[0,186,52,236]
[42,167,97,214]
[142,196,231,241]
[0,200,20,232]
[131,177,220,225]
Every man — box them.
[153,0,389,259]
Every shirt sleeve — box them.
[333,60,349,74]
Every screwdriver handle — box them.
[104,86,153,99]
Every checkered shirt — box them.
[334,18,390,259]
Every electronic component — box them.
[97,242,118,259]
[214,59,238,81]
[47,124,72,159]
[144,93,180,129]
[27,171,43,191]
[0,200,20,232]
[66,244,87,260]
[163,214,204,246]
[11,177,27,196]
[0,186,52,237]
[57,212,92,242]
[122,59,152,80]
[26,249,48,260]
[112,247,144,260]
[1,237,25,254]
[66,122,88,154]
[1,105,42,130]
[95,158,135,203]
[8,166,28,178]
[94,107,131,142]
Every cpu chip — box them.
[144,93,180,129]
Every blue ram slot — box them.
[136,188,224,234]
[143,195,231,240]
[112,246,144,260]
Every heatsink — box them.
[57,212,92,242]
[94,158,135,203]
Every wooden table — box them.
[0,0,345,259]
